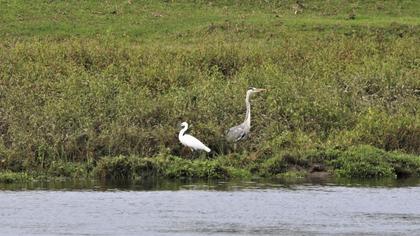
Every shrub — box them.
[387,152,420,178]
[333,145,395,178]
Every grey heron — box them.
[226,87,266,142]
[179,122,211,153]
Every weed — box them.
[0,1,419,180]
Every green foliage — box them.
[330,145,420,179]
[0,1,419,180]
[47,160,90,178]
[276,170,306,179]
[259,145,420,179]
[0,25,418,165]
[335,109,420,154]
[0,0,418,40]
[332,145,395,178]
[260,151,310,176]
[0,171,32,183]
[2,146,420,181]
[261,156,289,176]
[94,154,229,180]
[163,156,229,179]
[387,152,420,178]
[95,155,160,180]
[226,167,252,179]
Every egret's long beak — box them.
[255,88,266,92]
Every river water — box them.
[1,178,420,236]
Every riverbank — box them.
[2,145,419,183]
[0,1,419,182]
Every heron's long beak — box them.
[255,88,266,92]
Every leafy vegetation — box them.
[0,171,32,184]
[0,1,419,182]
[94,154,245,180]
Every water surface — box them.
[1,179,420,235]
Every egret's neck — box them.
[244,92,251,127]
[179,126,188,139]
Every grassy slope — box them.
[0,0,419,181]
[1,1,419,40]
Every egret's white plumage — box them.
[179,122,211,153]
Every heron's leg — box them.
[233,143,237,152]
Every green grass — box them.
[1,1,419,41]
[0,171,32,183]
[95,154,231,180]
[93,145,420,181]
[0,0,419,181]
[2,144,420,183]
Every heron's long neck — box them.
[179,126,188,139]
[244,93,251,127]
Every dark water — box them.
[1,178,420,236]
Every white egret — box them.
[178,122,211,153]
[226,87,266,142]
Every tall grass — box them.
[0,0,419,177]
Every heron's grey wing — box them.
[226,124,247,142]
